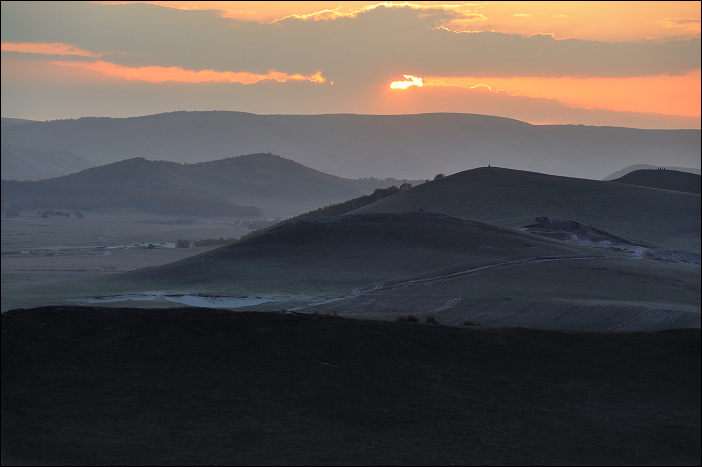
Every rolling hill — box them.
[349,166,701,253]
[611,168,701,194]
[603,164,702,180]
[0,153,419,218]
[39,210,698,332]
[3,166,698,332]
[2,111,699,181]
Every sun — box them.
[390,75,423,89]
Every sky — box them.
[1,1,700,129]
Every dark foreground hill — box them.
[1,307,699,466]
[2,111,699,181]
[611,168,701,194]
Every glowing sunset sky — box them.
[1,1,700,128]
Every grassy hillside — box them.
[3,169,698,331]
[350,166,701,253]
[31,211,695,332]
[611,168,701,194]
[121,212,595,291]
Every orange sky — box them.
[2,1,700,127]
[392,71,701,117]
[106,1,701,41]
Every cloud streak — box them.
[1,41,103,57]
[53,60,326,85]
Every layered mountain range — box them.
[3,111,700,181]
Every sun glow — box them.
[420,72,701,117]
[390,75,423,89]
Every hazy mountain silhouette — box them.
[349,166,701,253]
[610,168,701,194]
[1,145,93,181]
[2,111,699,181]
[0,117,36,129]
[1,153,419,218]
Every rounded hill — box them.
[121,211,594,294]
[350,166,701,253]
[611,168,701,194]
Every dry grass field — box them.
[7,211,694,332]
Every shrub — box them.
[425,315,439,324]
[461,320,481,326]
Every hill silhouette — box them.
[611,168,701,194]
[603,164,701,180]
[350,166,701,253]
[1,153,417,218]
[2,111,699,181]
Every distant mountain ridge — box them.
[2,111,699,181]
[0,153,420,218]
[1,145,93,181]
[0,117,36,128]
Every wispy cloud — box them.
[1,41,103,57]
[658,17,701,34]
[52,60,326,84]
